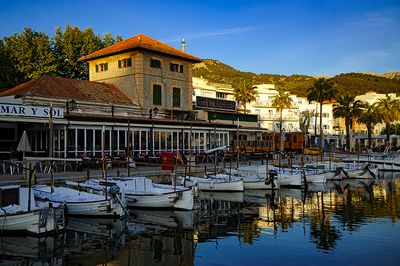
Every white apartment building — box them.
[193,77,337,135]
[192,77,235,101]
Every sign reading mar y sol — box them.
[0,104,64,118]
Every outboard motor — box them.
[108,184,121,198]
[266,169,278,189]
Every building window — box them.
[118,58,132,68]
[150,59,161,68]
[95,63,108,72]
[216,92,226,99]
[153,84,162,105]
[173,87,181,107]
[170,63,183,73]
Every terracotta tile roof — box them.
[0,76,134,104]
[79,33,202,63]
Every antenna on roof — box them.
[181,38,185,52]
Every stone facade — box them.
[88,50,193,115]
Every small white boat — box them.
[32,185,125,218]
[223,169,279,189]
[343,153,400,172]
[277,173,303,187]
[0,185,65,235]
[177,175,244,192]
[242,176,279,189]
[67,176,194,210]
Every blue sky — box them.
[1,0,399,76]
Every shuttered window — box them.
[170,63,183,73]
[173,87,181,107]
[95,63,108,72]
[118,58,132,68]
[150,59,161,68]
[153,84,162,105]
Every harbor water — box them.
[1,173,399,265]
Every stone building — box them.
[79,34,202,120]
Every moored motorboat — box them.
[223,169,279,189]
[342,153,400,172]
[32,185,125,218]
[176,175,244,192]
[67,176,194,210]
[0,185,65,235]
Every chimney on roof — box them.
[181,38,185,52]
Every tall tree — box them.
[356,102,381,149]
[233,80,258,113]
[53,25,103,79]
[333,95,363,152]
[115,34,124,43]
[375,95,400,143]
[0,40,19,89]
[3,27,56,82]
[307,78,337,157]
[272,89,293,151]
[103,33,116,47]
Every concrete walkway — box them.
[0,151,363,186]
[0,163,212,186]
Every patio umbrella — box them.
[17,130,31,159]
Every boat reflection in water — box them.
[1,177,400,265]
[0,235,64,265]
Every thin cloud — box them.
[349,10,398,28]
[163,26,257,43]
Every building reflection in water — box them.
[1,178,399,264]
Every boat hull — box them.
[125,188,193,210]
[243,178,279,189]
[178,176,244,192]
[305,173,327,183]
[67,177,194,210]
[33,185,124,218]
[0,208,63,235]
[277,174,302,187]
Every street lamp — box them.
[65,99,77,158]
[149,107,159,119]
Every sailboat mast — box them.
[127,120,131,177]
[49,104,54,193]
[236,117,240,169]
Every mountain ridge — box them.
[193,59,400,97]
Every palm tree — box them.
[233,80,258,113]
[272,89,293,151]
[356,102,381,149]
[375,95,400,143]
[307,78,337,156]
[333,95,363,152]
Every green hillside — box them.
[193,59,400,97]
